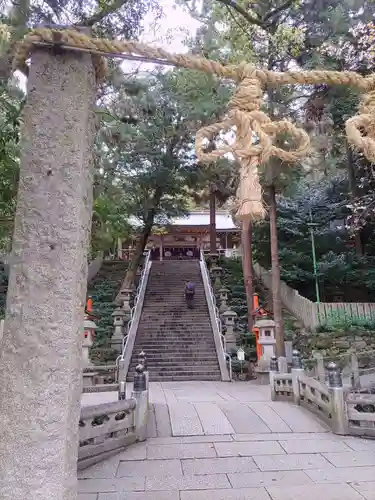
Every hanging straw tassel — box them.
[235,157,266,222]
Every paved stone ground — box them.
[79,381,375,500]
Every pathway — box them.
[79,381,375,500]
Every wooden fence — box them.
[253,263,375,330]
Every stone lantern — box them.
[210,266,223,290]
[117,287,133,313]
[111,307,126,353]
[222,309,237,350]
[208,252,219,267]
[255,318,277,360]
[219,287,229,314]
[253,318,277,384]
[83,317,96,365]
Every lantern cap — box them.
[112,307,126,317]
[84,319,97,329]
[254,319,276,328]
[222,309,237,317]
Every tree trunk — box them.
[268,185,285,357]
[241,219,253,333]
[346,140,364,256]
[0,47,96,500]
[209,191,216,253]
[123,188,162,288]
[123,221,153,288]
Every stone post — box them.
[118,287,133,313]
[350,351,360,390]
[327,362,348,435]
[210,265,222,291]
[132,364,149,442]
[219,287,229,314]
[0,39,96,500]
[269,356,278,401]
[222,309,237,351]
[111,306,126,354]
[291,350,304,405]
[138,350,149,389]
[118,358,126,400]
[313,351,325,383]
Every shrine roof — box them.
[129,211,238,230]
[171,212,237,230]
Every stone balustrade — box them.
[78,364,149,470]
[270,350,375,438]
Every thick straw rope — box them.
[8,27,375,221]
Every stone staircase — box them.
[127,260,221,381]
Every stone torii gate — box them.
[0,39,96,500]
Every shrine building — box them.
[120,211,241,260]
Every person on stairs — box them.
[185,281,195,309]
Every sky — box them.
[16,0,201,90]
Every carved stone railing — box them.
[346,392,375,437]
[78,364,149,469]
[120,251,152,380]
[199,250,230,382]
[269,350,375,436]
[82,364,119,393]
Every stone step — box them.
[129,361,220,369]
[129,355,219,363]
[127,373,221,382]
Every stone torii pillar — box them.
[0,41,96,500]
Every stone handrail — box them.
[120,251,152,381]
[199,251,230,382]
[79,367,149,469]
[270,351,375,437]
[346,392,375,437]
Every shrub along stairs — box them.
[127,260,221,382]
[87,260,128,364]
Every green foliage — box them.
[87,260,129,346]
[218,257,260,360]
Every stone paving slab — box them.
[146,404,157,438]
[98,492,179,500]
[193,402,235,434]
[117,459,182,477]
[180,487,271,500]
[323,450,375,467]
[268,402,329,433]
[278,438,352,454]
[148,435,233,445]
[352,481,375,500]
[246,403,292,433]
[78,495,98,500]
[218,402,271,434]
[182,457,258,475]
[154,403,172,437]
[145,473,231,490]
[253,452,333,471]
[79,458,121,479]
[266,483,364,500]
[305,465,375,483]
[228,470,313,488]
[168,402,203,436]
[78,478,145,494]
[232,432,330,441]
[147,442,217,459]
[341,438,375,451]
[214,440,285,457]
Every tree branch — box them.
[79,0,128,27]
[263,0,295,22]
[214,0,265,28]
